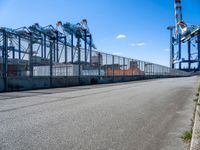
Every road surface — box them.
[0,77,198,150]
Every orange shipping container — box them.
[107,68,142,76]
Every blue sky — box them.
[0,0,199,66]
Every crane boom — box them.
[57,19,96,49]
[174,0,200,42]
[174,0,183,34]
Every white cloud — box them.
[137,42,146,46]
[163,48,170,52]
[130,43,136,47]
[113,52,123,56]
[116,34,126,39]
[130,42,146,47]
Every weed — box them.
[180,130,192,143]
[196,93,199,97]
[198,111,200,117]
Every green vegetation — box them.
[196,93,199,97]
[180,130,192,142]
[198,85,200,93]
[194,98,198,102]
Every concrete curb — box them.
[190,94,200,150]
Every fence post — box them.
[123,57,125,80]
[84,30,87,63]
[64,36,67,75]
[56,31,59,63]
[18,36,21,76]
[44,35,47,59]
[98,52,101,77]
[50,41,53,87]
[89,35,92,65]
[29,35,33,77]
[106,54,108,76]
[112,55,114,82]
[71,33,74,63]
[3,31,8,91]
[138,60,140,76]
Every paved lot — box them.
[0,77,198,150]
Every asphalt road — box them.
[0,77,198,150]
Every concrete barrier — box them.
[7,76,50,91]
[0,75,189,92]
[0,77,4,92]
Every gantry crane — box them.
[174,0,200,42]
[57,19,96,64]
[167,0,200,72]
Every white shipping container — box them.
[81,70,105,76]
[33,64,79,76]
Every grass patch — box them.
[198,86,200,93]
[198,111,200,117]
[197,103,200,106]
[194,98,198,102]
[181,130,192,143]
[196,93,199,97]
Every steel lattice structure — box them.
[0,20,189,92]
[167,0,200,72]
